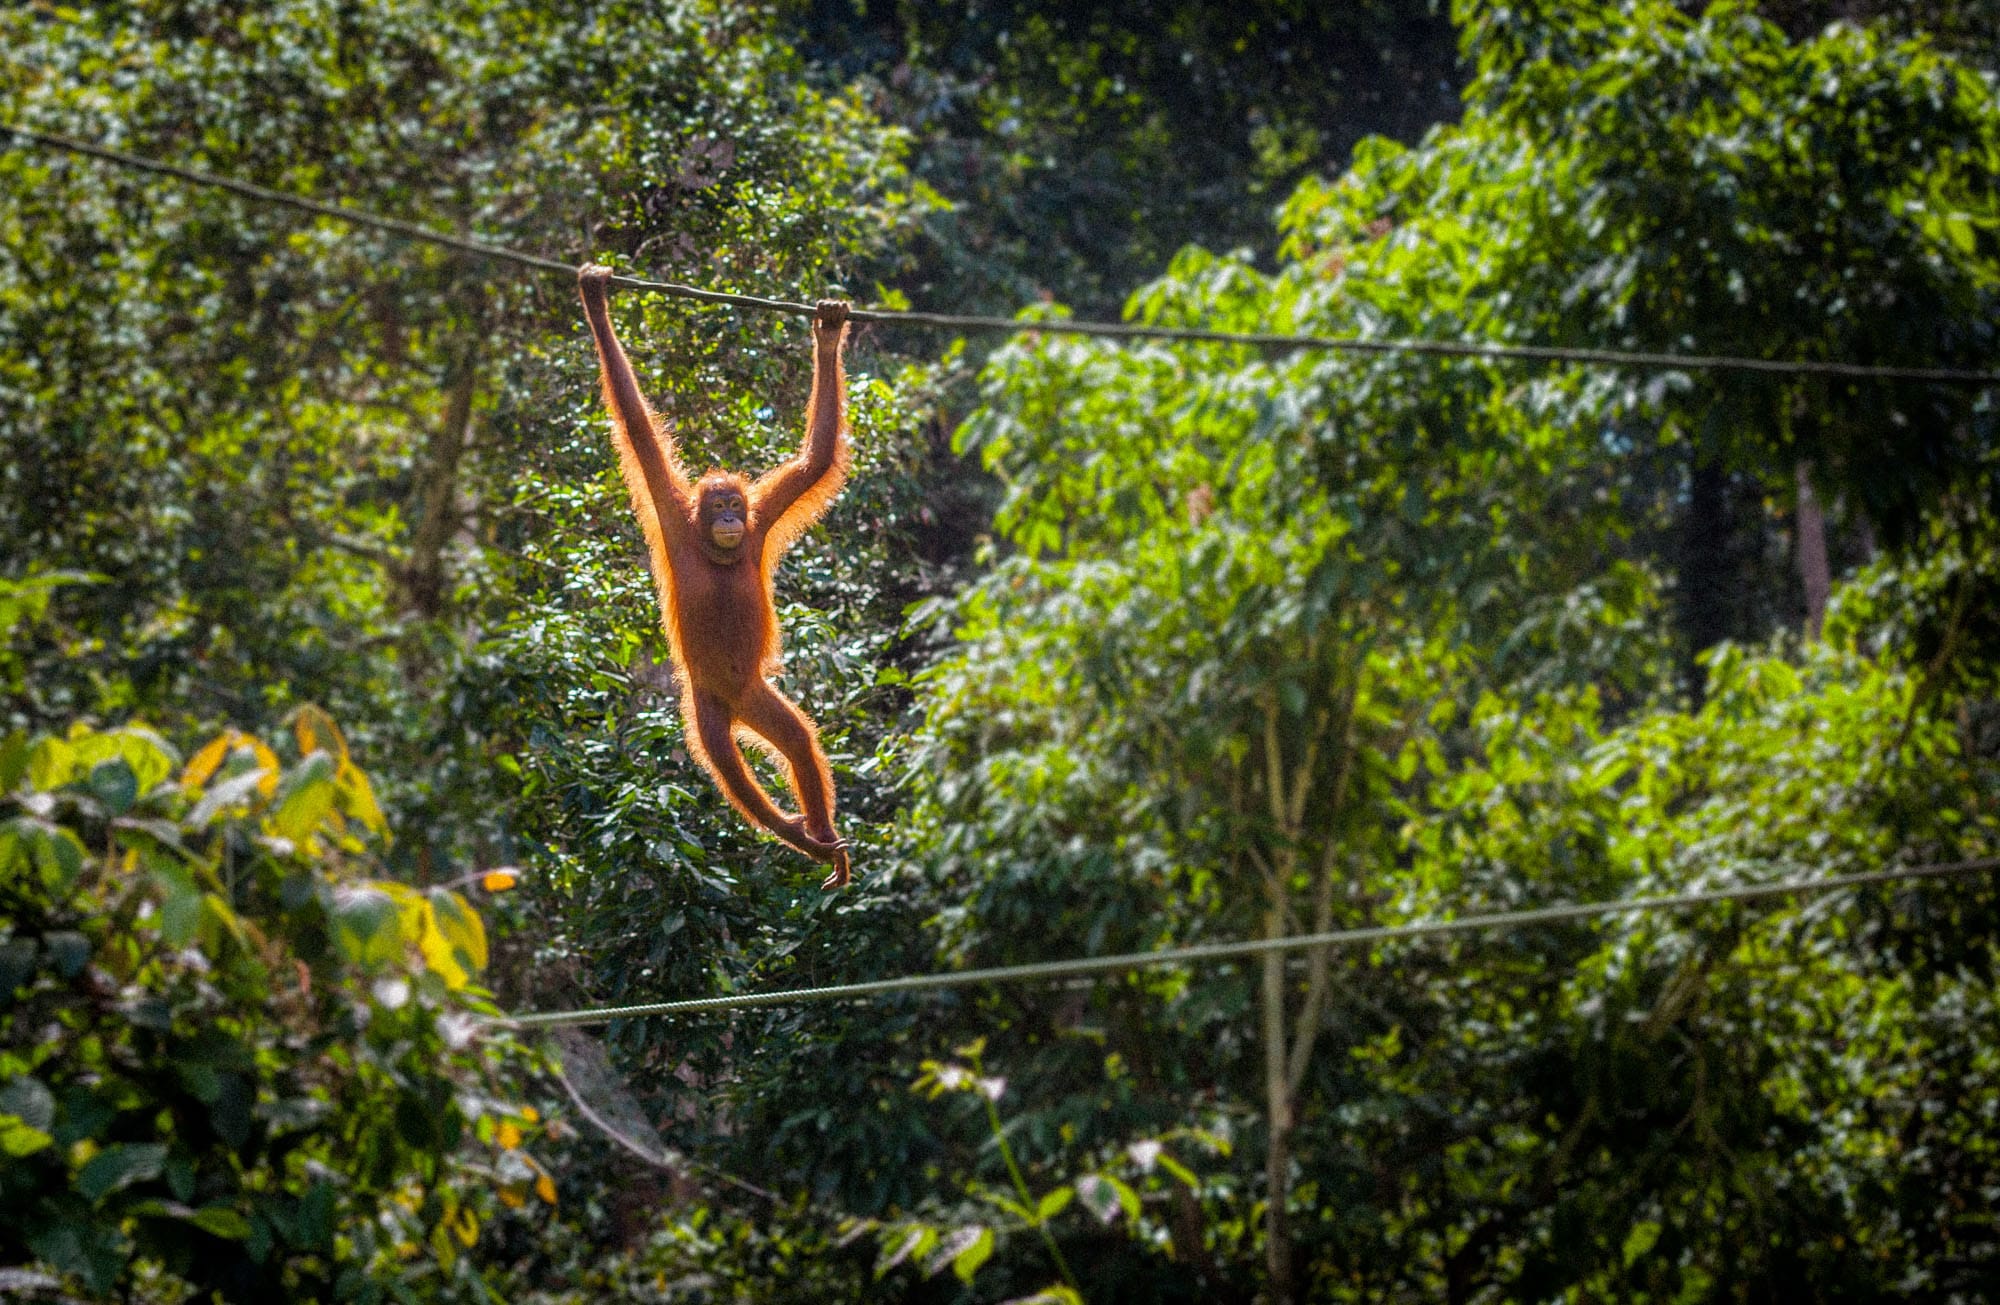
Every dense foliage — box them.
[734,1,2000,1298]
[793,0,1463,316]
[2,0,1997,1301]
[0,700,538,1302]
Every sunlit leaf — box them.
[188,1206,251,1239]
[877,1225,933,1275]
[1156,1152,1199,1189]
[953,1227,995,1282]
[1077,1173,1137,1225]
[926,1225,991,1282]
[270,752,339,844]
[183,731,283,799]
[290,704,350,764]
[26,736,74,792]
[334,759,389,841]
[0,1117,54,1157]
[422,888,488,987]
[187,767,273,829]
[331,886,401,969]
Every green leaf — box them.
[270,752,337,843]
[1076,1173,1138,1225]
[295,1182,336,1250]
[0,730,28,790]
[1034,1186,1073,1220]
[331,886,401,968]
[876,1224,936,1275]
[198,893,250,956]
[0,936,36,998]
[1156,1152,1199,1189]
[158,884,203,948]
[87,759,139,817]
[207,1073,253,1150]
[126,1197,248,1240]
[0,1115,54,1156]
[44,931,90,977]
[29,823,86,893]
[1623,1219,1661,1266]
[952,1226,994,1282]
[26,1215,127,1294]
[0,1075,56,1131]
[104,727,178,792]
[0,821,25,877]
[977,1188,1034,1221]
[188,1204,252,1239]
[77,1142,168,1201]
[26,736,75,791]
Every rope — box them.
[7,123,1998,385]
[497,855,2000,1029]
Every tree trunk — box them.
[400,348,480,619]
[1261,890,1296,1305]
[1795,460,1830,640]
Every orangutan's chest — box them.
[677,559,771,641]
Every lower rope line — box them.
[495,855,2000,1029]
[5,122,1998,384]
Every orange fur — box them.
[581,268,852,888]
[608,414,683,661]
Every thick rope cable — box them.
[6,123,1998,385]
[497,855,2000,1029]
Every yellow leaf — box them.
[498,1185,527,1210]
[480,869,519,892]
[519,1106,539,1123]
[182,734,232,790]
[497,1121,522,1150]
[26,736,75,791]
[453,1208,479,1247]
[352,882,489,988]
[422,888,489,987]
[376,882,434,959]
[250,741,282,798]
[182,730,282,797]
[290,704,350,763]
[535,1172,557,1206]
[335,760,391,842]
